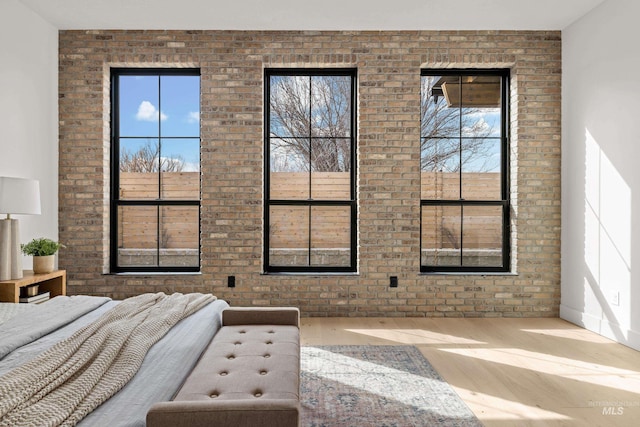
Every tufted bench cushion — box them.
[147,307,300,427]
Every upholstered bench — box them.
[147,307,300,427]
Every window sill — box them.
[261,272,359,277]
[419,271,517,276]
[107,272,202,276]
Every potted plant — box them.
[20,238,65,274]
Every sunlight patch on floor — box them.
[521,328,617,343]
[451,387,573,421]
[453,387,572,425]
[440,347,640,393]
[345,328,486,345]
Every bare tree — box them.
[269,75,351,173]
[120,140,185,173]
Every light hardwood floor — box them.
[300,317,640,427]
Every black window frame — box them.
[420,69,511,273]
[264,68,358,274]
[110,68,201,273]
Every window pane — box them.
[311,138,351,200]
[119,75,160,137]
[420,169,460,201]
[461,109,500,138]
[459,75,501,110]
[421,75,460,138]
[461,138,501,200]
[420,138,460,200]
[269,75,310,138]
[119,138,160,200]
[270,138,310,200]
[159,206,199,267]
[420,137,460,174]
[311,138,350,173]
[421,205,461,266]
[270,138,310,172]
[462,205,503,267]
[269,206,310,266]
[160,75,200,137]
[311,75,351,138]
[117,205,158,267]
[160,138,200,200]
[311,171,351,200]
[310,206,351,266]
[160,172,200,201]
[270,171,309,200]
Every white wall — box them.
[0,0,58,269]
[562,0,640,350]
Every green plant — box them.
[20,238,65,256]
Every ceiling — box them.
[19,0,606,31]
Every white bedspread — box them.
[0,303,36,326]
[0,296,111,359]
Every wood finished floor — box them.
[300,317,640,427]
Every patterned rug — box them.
[300,345,483,427]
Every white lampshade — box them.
[0,176,41,215]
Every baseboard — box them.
[560,304,640,351]
[628,328,640,351]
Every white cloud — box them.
[181,161,200,172]
[136,101,167,122]
[186,111,200,124]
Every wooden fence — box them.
[118,171,501,251]
[119,173,199,249]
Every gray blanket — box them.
[0,295,111,359]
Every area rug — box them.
[300,345,483,427]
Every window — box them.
[264,69,357,273]
[420,69,510,272]
[111,69,201,273]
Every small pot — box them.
[33,255,55,274]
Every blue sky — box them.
[119,75,200,170]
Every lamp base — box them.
[0,219,10,281]
[10,219,23,279]
[0,218,23,281]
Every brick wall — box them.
[58,30,561,317]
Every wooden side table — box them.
[0,270,67,303]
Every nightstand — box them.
[0,270,67,303]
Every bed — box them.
[0,293,230,427]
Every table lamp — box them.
[0,177,42,280]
